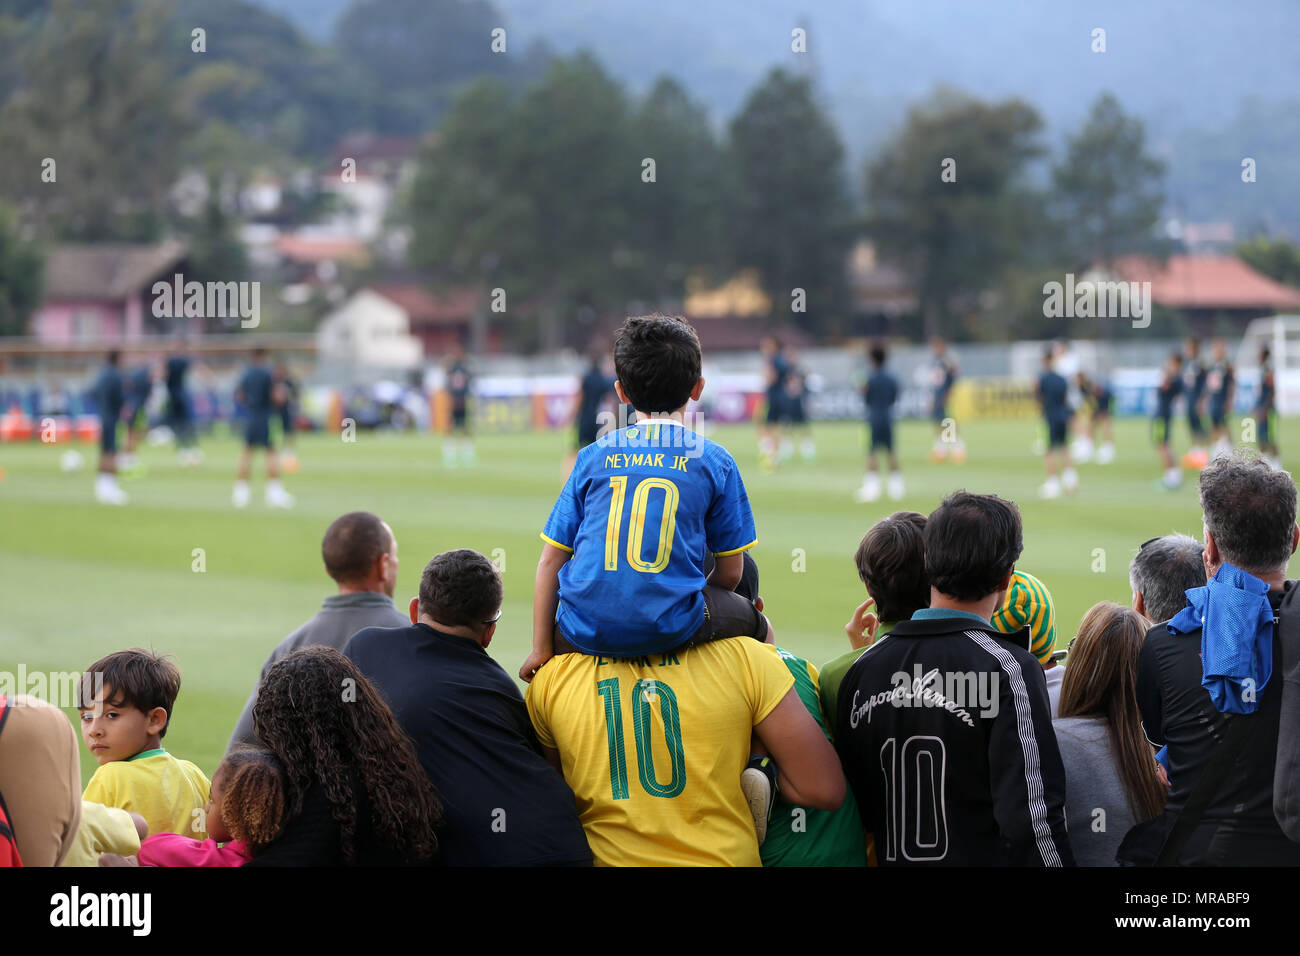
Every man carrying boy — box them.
[77,649,210,841]
[520,313,764,680]
[521,313,781,819]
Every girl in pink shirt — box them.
[136,747,287,866]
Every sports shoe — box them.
[854,475,881,503]
[887,471,905,500]
[265,483,295,509]
[1062,467,1079,495]
[232,481,250,508]
[1038,477,1062,499]
[1161,468,1183,490]
[94,476,128,506]
[1097,442,1115,465]
[741,755,780,845]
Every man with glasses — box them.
[1129,533,1206,625]
[344,548,591,866]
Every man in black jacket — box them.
[344,549,591,867]
[836,491,1073,866]
[1137,453,1300,864]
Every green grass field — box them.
[2,417,1295,788]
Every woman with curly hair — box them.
[247,646,441,866]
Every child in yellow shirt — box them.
[76,649,210,840]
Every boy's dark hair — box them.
[417,549,502,628]
[854,512,930,623]
[613,314,702,414]
[253,347,268,360]
[924,491,1024,602]
[220,747,289,856]
[77,649,181,738]
[321,512,391,585]
[107,350,121,365]
[869,343,887,367]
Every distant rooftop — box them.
[43,241,188,301]
[1112,255,1300,311]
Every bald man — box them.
[227,511,410,751]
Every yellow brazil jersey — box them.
[61,800,142,867]
[526,637,794,867]
[82,749,210,842]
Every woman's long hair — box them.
[252,647,441,863]
[1058,602,1167,822]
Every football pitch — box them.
[2,417,1295,787]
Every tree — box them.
[866,88,1045,338]
[627,77,729,302]
[406,54,639,350]
[1051,92,1168,268]
[0,0,186,241]
[728,69,849,330]
[1237,235,1300,289]
[0,202,42,336]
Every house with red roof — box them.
[1108,254,1300,325]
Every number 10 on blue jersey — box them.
[605,476,681,574]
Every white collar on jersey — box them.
[634,417,687,426]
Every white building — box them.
[316,288,422,369]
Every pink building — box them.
[28,241,190,343]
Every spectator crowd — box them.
[3,315,1299,868]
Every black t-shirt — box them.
[864,370,898,426]
[1037,371,1070,423]
[165,356,189,398]
[245,777,422,867]
[1137,585,1300,863]
[1155,372,1183,416]
[239,365,273,416]
[344,623,592,867]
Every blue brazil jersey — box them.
[541,420,757,656]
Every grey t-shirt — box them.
[227,591,409,752]
[1052,715,1137,867]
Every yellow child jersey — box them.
[526,637,793,866]
[61,801,142,867]
[82,749,210,842]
